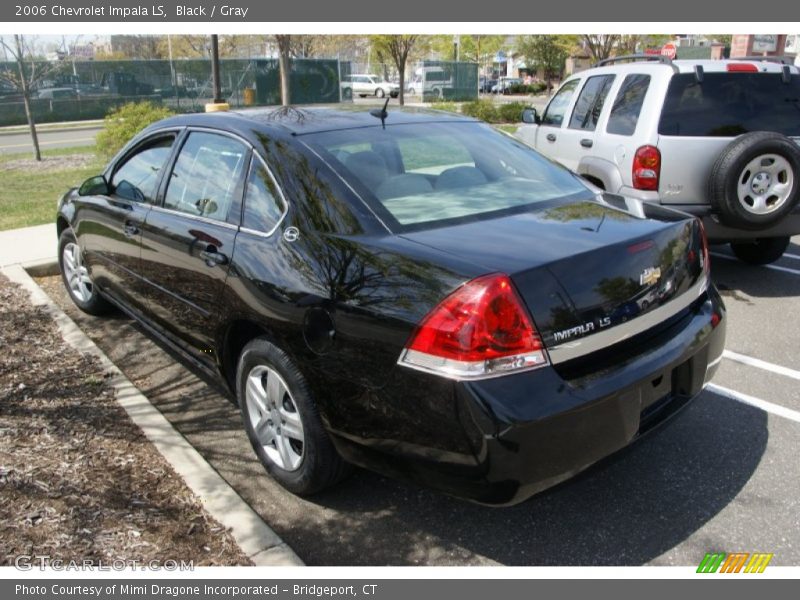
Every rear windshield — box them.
[304,121,591,230]
[659,72,800,137]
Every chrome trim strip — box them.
[149,204,240,230]
[547,275,709,365]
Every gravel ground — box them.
[0,273,251,567]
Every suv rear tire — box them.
[730,236,791,265]
[708,132,800,231]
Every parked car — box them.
[37,87,78,100]
[341,74,399,98]
[406,67,453,98]
[517,55,800,265]
[479,78,498,94]
[492,77,522,94]
[57,107,725,506]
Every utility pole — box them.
[211,34,222,103]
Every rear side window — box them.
[659,72,800,137]
[541,79,580,126]
[607,74,651,136]
[569,75,615,131]
[242,160,286,233]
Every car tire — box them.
[375,88,385,98]
[236,337,351,496]
[58,229,112,315]
[708,131,800,231]
[730,236,791,265]
[342,87,352,100]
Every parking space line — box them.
[710,252,800,276]
[706,383,800,424]
[723,350,800,381]
[783,253,800,261]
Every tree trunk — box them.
[276,35,292,106]
[14,35,40,161]
[398,66,405,106]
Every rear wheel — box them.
[236,337,350,495]
[730,236,791,265]
[375,88,385,98]
[58,229,111,315]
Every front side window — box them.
[308,121,592,229]
[607,74,651,136]
[541,79,580,127]
[163,132,248,221]
[111,136,175,203]
[569,75,615,131]
[242,160,286,233]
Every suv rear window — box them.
[659,72,800,137]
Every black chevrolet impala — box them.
[56,107,726,505]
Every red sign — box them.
[661,43,677,60]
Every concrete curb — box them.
[0,121,104,137]
[2,262,304,567]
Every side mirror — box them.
[78,175,110,196]
[522,107,540,125]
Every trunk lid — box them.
[400,196,706,356]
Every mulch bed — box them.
[0,273,251,566]
[2,154,97,172]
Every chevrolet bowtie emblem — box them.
[640,267,662,286]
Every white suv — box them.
[517,55,800,264]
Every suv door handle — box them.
[580,138,593,148]
[546,133,557,142]
[123,221,140,238]
[199,245,228,267]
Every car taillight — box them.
[632,145,661,191]
[398,273,548,380]
[727,63,759,72]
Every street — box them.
[0,125,102,155]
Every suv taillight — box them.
[632,145,661,191]
[398,274,548,380]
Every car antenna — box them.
[369,97,391,129]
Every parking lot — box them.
[35,236,800,566]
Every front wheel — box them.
[58,229,112,315]
[730,236,791,265]
[375,88,385,98]
[236,338,350,495]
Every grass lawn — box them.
[0,146,104,231]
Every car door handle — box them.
[546,133,557,142]
[123,221,140,238]
[199,246,228,267]
[580,138,594,148]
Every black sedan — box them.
[57,107,726,505]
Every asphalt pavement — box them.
[33,234,800,567]
[0,125,102,155]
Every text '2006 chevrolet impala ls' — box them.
[56,106,725,505]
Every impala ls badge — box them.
[640,267,662,286]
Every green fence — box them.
[0,57,346,126]
[410,60,479,102]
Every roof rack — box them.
[736,56,794,65]
[594,54,679,72]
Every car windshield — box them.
[305,121,592,231]
[659,72,800,137]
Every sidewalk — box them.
[0,119,104,136]
[0,223,57,268]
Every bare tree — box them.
[370,35,419,106]
[0,35,65,161]
[582,34,621,63]
[274,35,292,106]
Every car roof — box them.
[579,58,799,77]
[151,106,478,137]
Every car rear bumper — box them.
[328,286,726,505]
